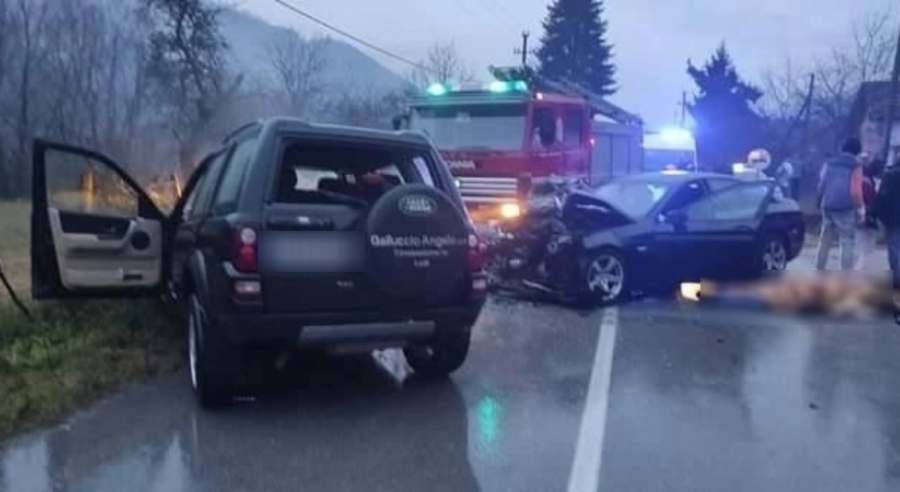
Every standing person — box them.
[875,158,900,289]
[857,157,885,270]
[816,138,864,271]
[744,148,772,180]
[774,158,795,198]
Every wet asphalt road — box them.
[2,297,900,492]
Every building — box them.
[848,81,900,163]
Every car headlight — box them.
[500,202,521,219]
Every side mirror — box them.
[392,114,409,131]
[663,209,687,226]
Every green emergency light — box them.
[426,80,528,96]
[426,82,449,96]
[488,80,529,93]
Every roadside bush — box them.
[0,300,183,439]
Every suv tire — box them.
[404,326,471,377]
[187,294,231,409]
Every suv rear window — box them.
[274,140,439,206]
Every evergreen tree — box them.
[688,44,764,171]
[537,0,616,96]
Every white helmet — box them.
[747,148,772,172]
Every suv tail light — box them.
[468,233,488,296]
[468,233,486,272]
[232,226,258,273]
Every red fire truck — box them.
[406,80,593,225]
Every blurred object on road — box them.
[681,273,897,319]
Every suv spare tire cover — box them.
[366,184,469,303]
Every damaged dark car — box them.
[489,172,806,305]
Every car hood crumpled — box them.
[561,190,635,230]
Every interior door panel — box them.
[31,139,166,298]
[48,209,162,289]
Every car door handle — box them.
[69,221,137,253]
[96,225,124,239]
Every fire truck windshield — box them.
[410,104,527,152]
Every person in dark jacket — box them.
[856,156,884,270]
[816,138,865,271]
[875,158,900,288]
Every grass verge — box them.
[0,300,183,440]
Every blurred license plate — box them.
[259,232,364,273]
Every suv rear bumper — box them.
[213,302,484,348]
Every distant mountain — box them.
[220,9,408,93]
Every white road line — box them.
[566,307,619,492]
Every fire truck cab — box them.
[407,81,592,225]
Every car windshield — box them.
[410,104,527,151]
[593,180,672,218]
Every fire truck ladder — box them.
[488,66,643,126]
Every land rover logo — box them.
[399,195,437,216]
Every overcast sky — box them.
[240,0,895,127]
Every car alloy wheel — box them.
[186,294,231,408]
[586,253,626,303]
[188,297,200,390]
[762,238,788,271]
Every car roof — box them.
[228,117,433,148]
[612,172,738,185]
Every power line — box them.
[272,0,426,71]
[471,0,520,33]
[487,0,527,31]
[484,0,514,22]
[452,0,507,32]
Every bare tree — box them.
[761,58,809,122]
[762,5,899,153]
[267,31,327,118]
[143,0,240,170]
[0,0,11,196]
[5,0,51,198]
[849,10,896,84]
[409,41,475,89]
[325,87,408,129]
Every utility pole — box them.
[514,31,531,68]
[883,17,900,163]
[680,91,688,127]
[780,74,815,159]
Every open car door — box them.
[31,139,166,299]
